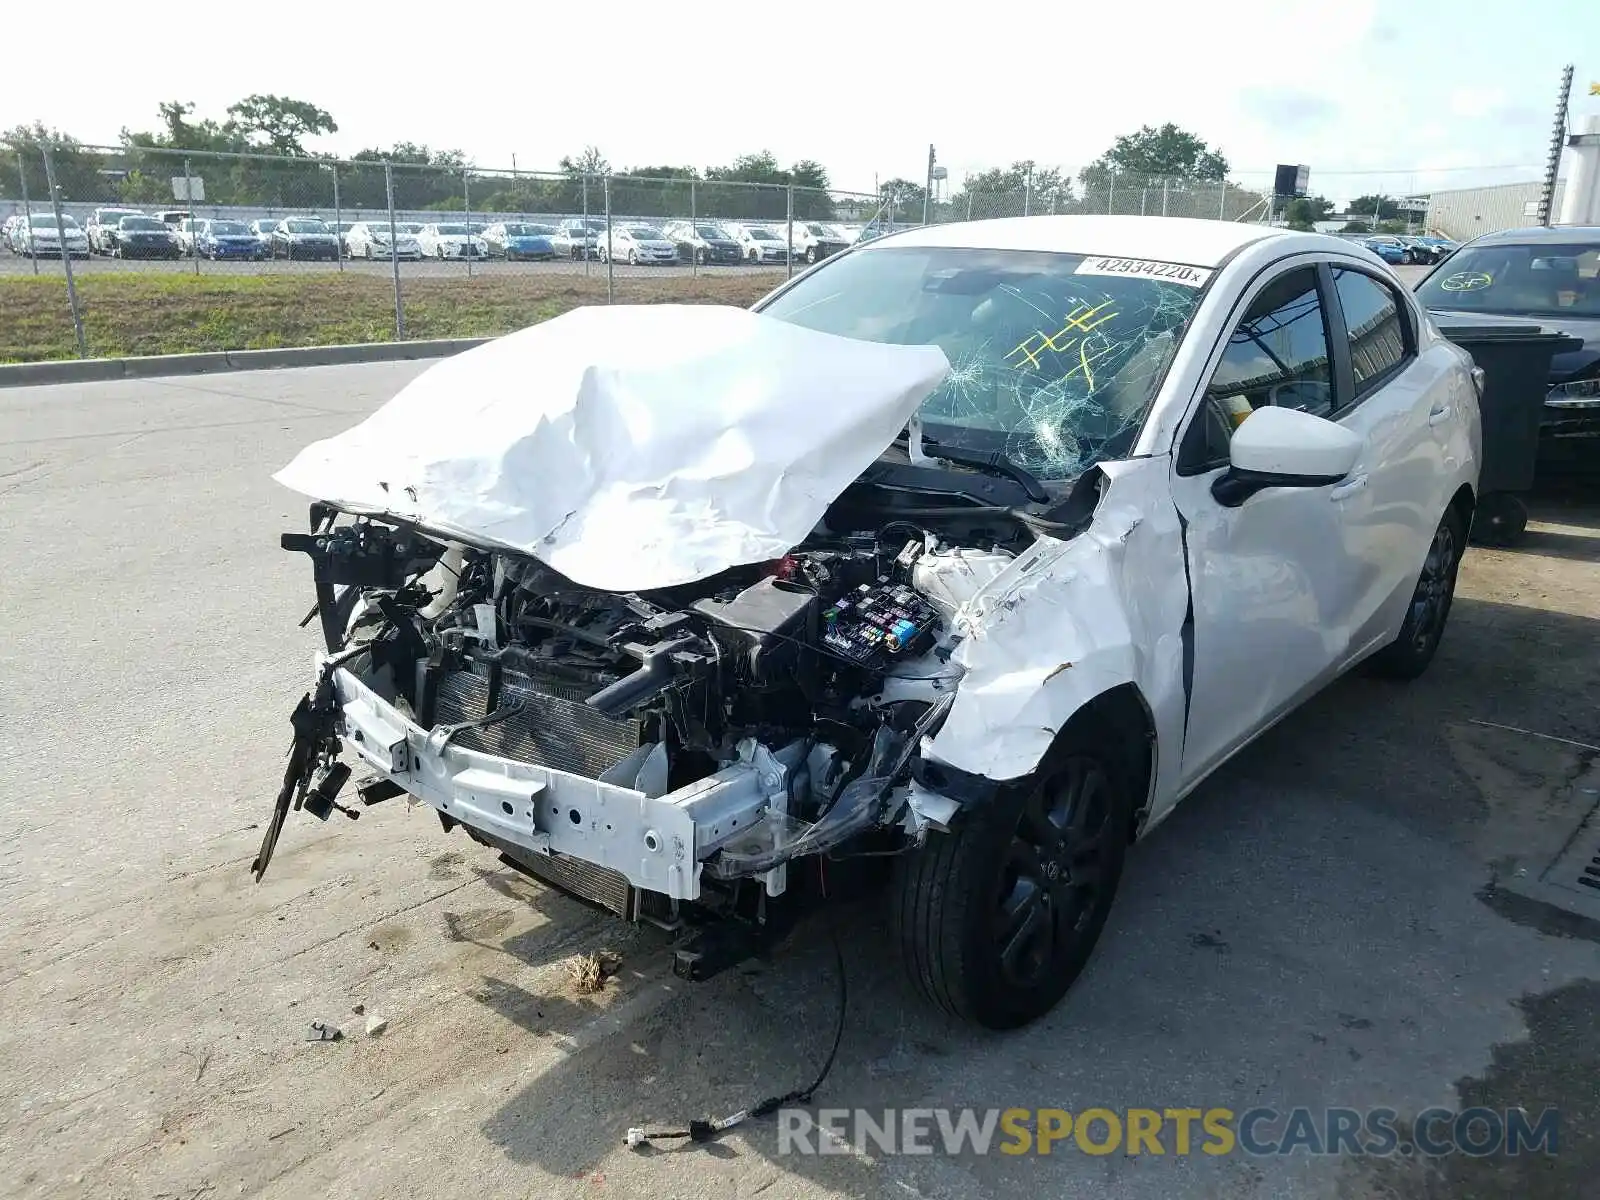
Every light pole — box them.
[923,144,935,226]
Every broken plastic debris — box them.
[304,1021,342,1042]
[708,775,894,878]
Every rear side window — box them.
[1331,269,1409,394]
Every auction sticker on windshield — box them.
[1075,257,1212,287]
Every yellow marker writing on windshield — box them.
[1006,301,1118,370]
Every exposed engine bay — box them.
[258,490,1053,976]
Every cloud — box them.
[1238,87,1341,131]
[1448,88,1508,119]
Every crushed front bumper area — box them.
[258,660,822,903]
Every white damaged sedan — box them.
[260,216,1481,1029]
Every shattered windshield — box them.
[759,245,1204,477]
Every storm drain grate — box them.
[1542,810,1600,911]
[1576,851,1600,891]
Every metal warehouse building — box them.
[1426,179,1567,240]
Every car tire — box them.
[695,248,706,266]
[805,246,817,264]
[891,717,1134,1029]
[627,249,638,265]
[1468,491,1528,548]
[1367,505,1466,680]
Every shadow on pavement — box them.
[465,560,1600,1197]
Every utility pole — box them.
[923,143,935,226]
[1537,64,1575,227]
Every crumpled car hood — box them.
[273,304,950,591]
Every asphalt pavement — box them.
[0,361,1595,1200]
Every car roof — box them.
[865,215,1293,267]
[1470,225,1600,247]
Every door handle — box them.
[1329,473,1368,500]
[1428,403,1452,427]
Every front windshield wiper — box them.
[893,427,1050,503]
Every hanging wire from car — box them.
[624,862,848,1150]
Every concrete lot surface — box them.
[0,362,1595,1200]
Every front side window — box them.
[1184,267,1332,469]
[759,245,1204,477]
[1332,268,1408,392]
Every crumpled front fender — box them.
[919,459,1190,811]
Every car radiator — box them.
[432,666,654,920]
[432,666,643,778]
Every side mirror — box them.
[1211,404,1362,508]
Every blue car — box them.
[200,219,269,261]
[1362,237,1409,265]
[485,221,558,262]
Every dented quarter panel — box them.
[922,458,1190,821]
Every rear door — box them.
[1167,258,1373,784]
[1321,264,1447,664]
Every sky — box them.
[3,0,1596,207]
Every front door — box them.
[1167,261,1369,786]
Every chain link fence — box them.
[1,142,1274,362]
[946,175,1267,223]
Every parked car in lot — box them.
[857,217,917,244]
[1417,235,1458,263]
[1362,236,1410,265]
[263,215,1481,1031]
[481,222,558,261]
[87,207,146,254]
[333,221,360,257]
[416,222,488,260]
[345,220,422,260]
[1396,235,1445,264]
[789,220,852,264]
[0,214,20,253]
[662,220,743,265]
[734,223,791,263]
[109,214,181,259]
[271,218,341,261]
[247,219,279,254]
[198,219,270,261]
[596,223,679,265]
[14,213,90,258]
[1415,225,1600,481]
[553,218,605,260]
[153,210,193,236]
[174,218,206,257]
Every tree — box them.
[1348,194,1401,221]
[560,146,610,179]
[610,165,698,218]
[950,161,1075,217]
[700,150,834,220]
[121,101,241,155]
[0,122,110,203]
[878,177,925,212]
[224,94,337,156]
[1339,220,1372,233]
[1280,194,1334,229]
[1082,123,1229,187]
